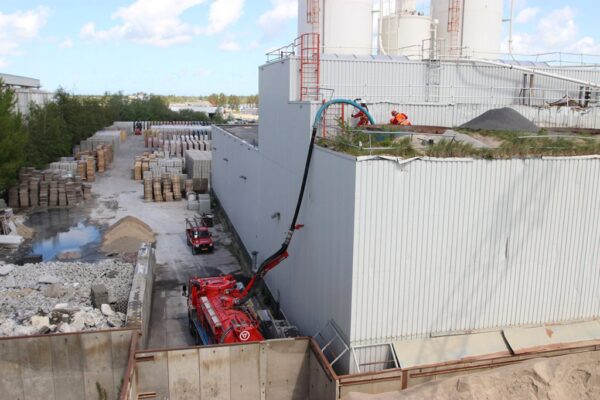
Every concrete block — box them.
[91,284,109,308]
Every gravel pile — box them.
[101,216,155,254]
[461,107,541,133]
[0,259,134,336]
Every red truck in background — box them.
[186,218,214,254]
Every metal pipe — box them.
[457,58,600,89]
[509,0,515,56]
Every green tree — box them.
[207,93,219,106]
[228,95,240,111]
[0,82,26,191]
[217,93,227,107]
[26,102,70,168]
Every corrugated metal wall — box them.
[351,156,600,346]
[293,56,600,128]
[316,57,600,104]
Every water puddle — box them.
[26,209,103,261]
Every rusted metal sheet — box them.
[392,331,510,369]
[504,320,600,354]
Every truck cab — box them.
[186,219,214,254]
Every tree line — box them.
[0,83,220,193]
[165,94,259,110]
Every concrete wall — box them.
[0,329,136,400]
[14,88,53,115]
[126,244,155,348]
[129,338,337,400]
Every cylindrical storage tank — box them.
[395,0,417,13]
[381,14,431,57]
[297,0,373,55]
[431,0,503,59]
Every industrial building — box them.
[213,0,600,374]
[0,73,53,115]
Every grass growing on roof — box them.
[319,125,600,159]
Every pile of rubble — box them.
[0,259,134,336]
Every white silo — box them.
[297,0,374,55]
[380,1,432,58]
[431,0,504,58]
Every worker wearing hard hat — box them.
[390,110,412,126]
[352,102,371,127]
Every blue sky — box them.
[0,0,598,95]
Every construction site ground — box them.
[87,134,242,348]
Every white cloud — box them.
[502,6,600,56]
[258,0,295,38]
[258,0,296,28]
[0,6,49,66]
[219,40,241,51]
[514,7,540,24]
[59,38,73,49]
[537,6,578,48]
[81,0,245,47]
[202,0,246,35]
[567,37,600,55]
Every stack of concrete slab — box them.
[133,152,184,181]
[185,149,212,194]
[9,167,88,209]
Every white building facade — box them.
[212,54,600,373]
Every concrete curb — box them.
[126,243,155,349]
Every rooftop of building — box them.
[219,124,258,147]
[0,73,40,88]
[318,125,600,159]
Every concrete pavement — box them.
[89,133,242,348]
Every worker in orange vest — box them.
[352,102,371,127]
[390,110,412,126]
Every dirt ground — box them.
[89,134,242,348]
[344,351,600,400]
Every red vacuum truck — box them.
[186,100,374,345]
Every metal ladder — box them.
[299,33,321,102]
[427,59,442,102]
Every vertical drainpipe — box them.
[252,251,259,272]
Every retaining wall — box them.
[126,243,155,349]
[124,338,337,400]
[0,329,137,400]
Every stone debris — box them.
[30,315,50,329]
[101,303,115,316]
[91,284,109,308]
[0,259,134,337]
[38,275,60,284]
[0,265,14,276]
